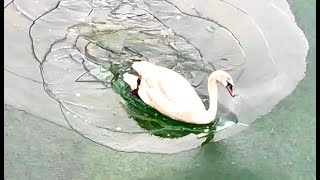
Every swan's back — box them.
[132,61,205,111]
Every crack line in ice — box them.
[162,0,246,59]
[18,0,307,153]
[219,0,276,64]
[85,7,94,22]
[142,2,204,59]
[29,0,62,63]
[141,2,210,72]
[268,0,295,21]
[59,103,168,152]
[4,0,13,9]
[95,125,148,134]
[4,67,43,84]
[74,67,108,83]
[12,1,35,20]
[4,104,72,131]
[59,103,118,149]
[59,102,171,154]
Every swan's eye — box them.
[226,81,235,97]
[226,81,233,90]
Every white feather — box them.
[123,61,235,124]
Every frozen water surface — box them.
[4,0,308,153]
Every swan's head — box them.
[213,70,235,97]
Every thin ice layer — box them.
[6,0,309,153]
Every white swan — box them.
[123,61,235,124]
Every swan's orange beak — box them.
[226,82,235,97]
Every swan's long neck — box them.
[196,73,219,124]
[206,73,219,118]
[208,73,219,107]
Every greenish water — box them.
[4,0,315,179]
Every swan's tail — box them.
[123,73,139,90]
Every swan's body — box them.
[123,61,235,124]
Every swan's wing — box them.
[157,68,205,109]
[140,86,195,122]
[132,61,205,110]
